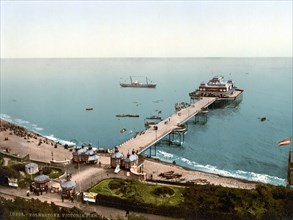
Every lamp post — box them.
[154,126,158,140]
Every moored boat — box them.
[146,116,162,120]
[116,114,139,118]
[144,121,157,129]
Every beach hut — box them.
[72,146,87,163]
[85,146,99,164]
[25,163,39,175]
[60,174,76,200]
[123,150,139,170]
[111,147,124,168]
[72,144,99,164]
[32,172,50,195]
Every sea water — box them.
[1,58,292,185]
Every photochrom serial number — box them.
[10,212,97,218]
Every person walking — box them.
[125,209,129,217]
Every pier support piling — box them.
[148,145,157,157]
[194,112,208,124]
[168,131,185,146]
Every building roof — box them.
[25,163,38,169]
[129,154,138,162]
[124,154,138,162]
[111,151,124,159]
[34,174,50,183]
[25,163,39,175]
[60,179,76,190]
[72,148,87,156]
[85,149,95,156]
[200,76,233,88]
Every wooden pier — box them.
[116,97,216,156]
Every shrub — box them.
[108,179,126,190]
[42,166,52,175]
[153,187,175,197]
[10,163,25,172]
[48,169,64,179]
[0,166,19,178]
[18,179,28,188]
[272,186,287,199]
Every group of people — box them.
[29,182,49,196]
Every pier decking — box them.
[117,97,216,156]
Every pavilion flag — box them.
[277,138,291,146]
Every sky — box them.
[0,1,292,58]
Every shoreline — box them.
[0,119,111,165]
[0,119,73,163]
[0,119,259,189]
[143,157,258,188]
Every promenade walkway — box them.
[117,97,216,155]
[0,185,179,220]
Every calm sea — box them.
[1,58,292,185]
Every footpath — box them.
[0,186,180,220]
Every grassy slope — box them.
[89,178,184,207]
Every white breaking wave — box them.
[155,150,287,186]
[157,150,174,159]
[31,124,44,131]
[1,114,44,132]
[44,134,76,146]
[15,118,30,124]
[1,114,76,147]
[0,114,12,122]
[33,127,44,131]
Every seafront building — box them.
[189,75,243,107]
[72,144,99,164]
[25,162,39,175]
[60,174,76,200]
[30,171,50,195]
[110,147,139,170]
[189,75,239,98]
[122,150,139,170]
[110,147,124,168]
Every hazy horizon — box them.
[1,1,292,58]
[1,56,292,59]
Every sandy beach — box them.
[0,120,109,164]
[143,158,256,189]
[0,120,73,163]
[1,119,256,190]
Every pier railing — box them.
[116,97,216,156]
